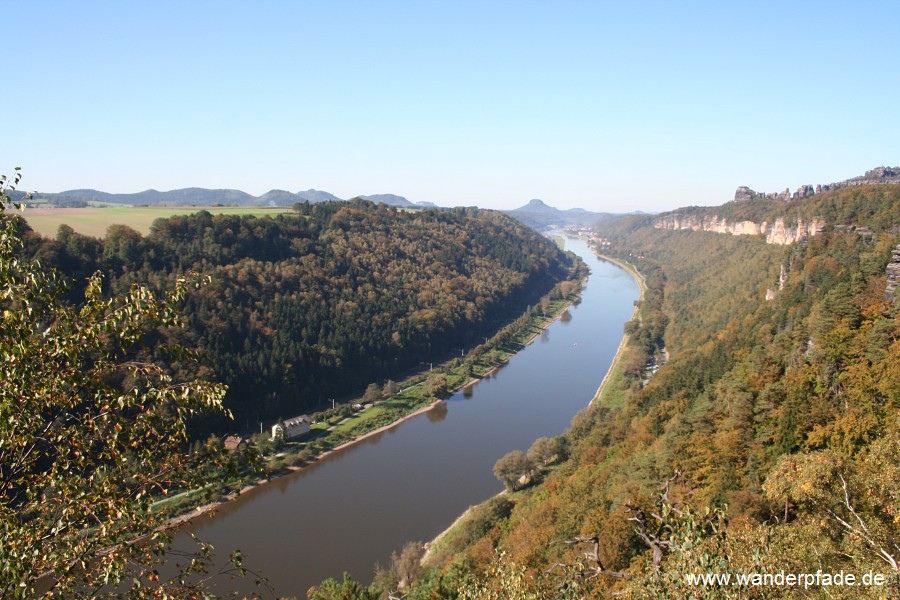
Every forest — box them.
[19,200,576,434]
[351,184,900,598]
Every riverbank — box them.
[421,500,486,564]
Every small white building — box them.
[272,414,311,441]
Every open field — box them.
[17,205,295,238]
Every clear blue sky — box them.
[4,1,898,212]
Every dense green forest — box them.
[20,200,575,434]
[350,185,900,598]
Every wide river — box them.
[173,237,639,596]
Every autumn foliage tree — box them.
[493,450,532,492]
[0,171,237,597]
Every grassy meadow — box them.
[19,205,295,238]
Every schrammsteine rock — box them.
[653,214,826,245]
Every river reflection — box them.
[172,238,639,596]
[426,401,449,423]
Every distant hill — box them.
[28,187,261,207]
[359,194,416,207]
[505,199,611,230]
[258,190,303,206]
[296,189,343,203]
[19,187,435,208]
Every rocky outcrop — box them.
[766,217,826,245]
[734,186,755,202]
[766,263,789,301]
[734,166,900,204]
[794,184,816,199]
[731,186,792,202]
[653,214,825,245]
[886,245,900,302]
[663,166,900,246]
[820,166,900,193]
[833,224,875,239]
[653,214,762,236]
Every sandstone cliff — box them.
[886,244,900,302]
[653,214,826,245]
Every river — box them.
[172,237,639,596]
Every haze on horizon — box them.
[4,1,898,214]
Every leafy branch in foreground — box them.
[0,171,245,597]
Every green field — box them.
[21,205,294,238]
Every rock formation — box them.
[653,214,825,246]
[886,245,900,302]
[765,264,789,301]
[735,166,900,203]
[793,184,816,199]
[734,186,754,202]
[661,166,897,247]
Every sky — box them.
[4,0,899,213]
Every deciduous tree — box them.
[493,450,532,492]
[0,171,236,597]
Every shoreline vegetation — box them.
[422,242,646,564]
[156,255,590,529]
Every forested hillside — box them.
[21,200,575,433]
[381,185,900,598]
